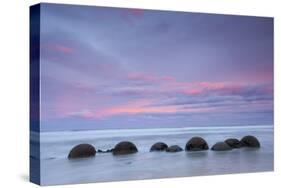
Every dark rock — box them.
[225,138,242,148]
[68,144,96,159]
[240,135,260,148]
[150,142,168,152]
[211,142,232,151]
[166,145,183,152]
[112,141,138,155]
[98,149,113,153]
[185,137,209,151]
[106,149,113,152]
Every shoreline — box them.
[36,124,273,134]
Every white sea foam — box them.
[39,125,273,142]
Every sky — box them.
[39,3,273,131]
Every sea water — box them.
[35,125,273,185]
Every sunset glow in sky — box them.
[39,4,273,131]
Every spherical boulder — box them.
[185,137,209,151]
[68,144,96,159]
[166,145,183,152]
[225,138,242,148]
[150,142,168,152]
[112,141,138,155]
[240,135,260,148]
[211,142,232,151]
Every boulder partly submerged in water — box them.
[166,145,183,152]
[185,137,209,151]
[68,144,96,159]
[150,142,168,152]
[240,135,260,148]
[211,142,232,151]
[112,141,138,155]
[97,149,113,153]
[225,138,242,148]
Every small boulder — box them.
[240,135,260,148]
[68,144,96,159]
[225,138,242,148]
[112,141,138,155]
[185,137,209,151]
[166,145,183,152]
[150,142,168,152]
[106,149,113,152]
[211,142,232,151]
[98,149,114,153]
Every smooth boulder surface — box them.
[68,144,96,159]
[185,137,209,151]
[112,141,138,155]
[211,142,232,151]
[166,145,183,152]
[240,135,260,148]
[150,142,168,152]
[225,138,242,148]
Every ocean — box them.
[34,125,273,185]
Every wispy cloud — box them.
[40,4,273,130]
[42,43,74,54]
[50,70,272,120]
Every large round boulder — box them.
[150,142,168,152]
[68,144,96,159]
[166,145,183,152]
[211,142,232,151]
[240,135,260,148]
[185,137,209,151]
[112,141,138,155]
[225,138,242,148]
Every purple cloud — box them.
[39,4,273,130]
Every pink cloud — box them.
[182,88,203,95]
[73,99,215,119]
[178,82,245,96]
[127,9,144,17]
[125,72,252,97]
[121,8,144,18]
[198,82,226,90]
[127,73,157,81]
[120,8,145,26]
[127,72,176,82]
[225,68,273,83]
[161,75,176,81]
[247,70,273,82]
[43,43,74,54]
[44,69,272,121]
